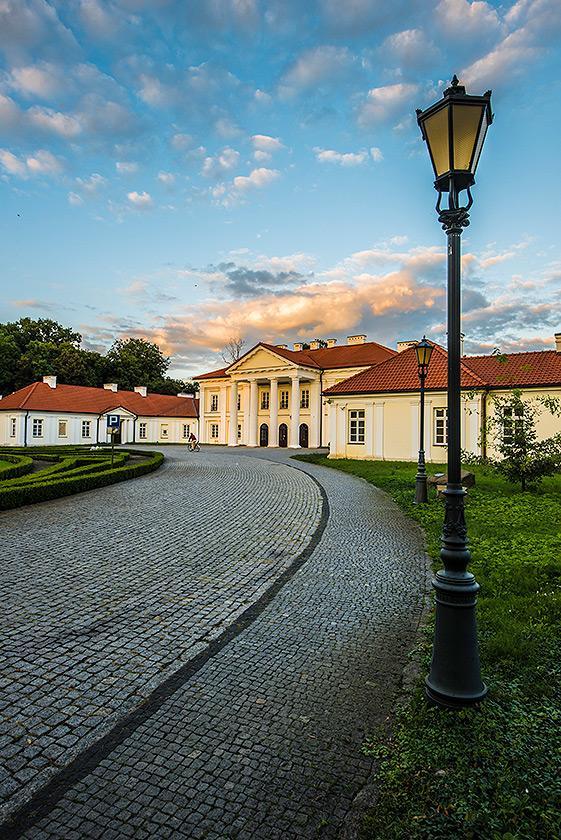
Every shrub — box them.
[0,453,33,480]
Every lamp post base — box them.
[425,678,488,709]
[415,472,428,504]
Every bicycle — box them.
[188,441,201,452]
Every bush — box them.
[0,453,33,480]
[0,449,163,510]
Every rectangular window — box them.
[261,391,270,410]
[211,394,219,412]
[280,390,289,410]
[10,418,16,438]
[210,423,219,439]
[139,422,147,440]
[348,410,365,444]
[32,418,43,438]
[81,420,91,438]
[237,393,241,411]
[160,424,169,439]
[502,405,524,447]
[300,389,310,409]
[182,424,190,439]
[58,419,67,438]
[237,423,242,440]
[434,408,448,446]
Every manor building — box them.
[195,336,395,448]
[0,377,198,446]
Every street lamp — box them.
[416,75,493,708]
[414,337,434,504]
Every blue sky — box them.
[1,0,560,379]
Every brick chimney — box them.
[103,383,118,392]
[43,375,57,389]
[397,341,417,353]
[555,333,561,353]
[347,335,366,345]
[293,342,303,351]
[276,344,288,349]
[309,340,321,350]
[134,386,147,397]
[326,338,337,348]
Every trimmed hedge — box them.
[0,450,163,510]
[0,454,34,480]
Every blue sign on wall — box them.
[106,414,121,429]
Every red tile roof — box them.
[194,340,395,379]
[0,382,199,417]
[324,345,561,395]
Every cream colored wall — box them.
[484,387,561,459]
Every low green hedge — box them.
[2,454,130,488]
[0,453,34,480]
[0,450,163,510]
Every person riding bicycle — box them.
[188,432,199,451]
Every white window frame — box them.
[182,423,190,439]
[210,394,219,412]
[9,417,16,438]
[210,423,219,439]
[300,389,310,409]
[348,409,365,444]
[32,418,43,438]
[261,391,270,410]
[434,408,448,446]
[160,423,169,439]
[280,390,289,410]
[58,419,68,438]
[502,405,524,448]
[139,422,147,440]
[81,420,91,438]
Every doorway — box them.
[279,423,288,447]
[259,423,269,447]
[299,423,309,448]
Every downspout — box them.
[96,413,103,444]
[24,410,29,447]
[481,388,488,459]
[132,413,137,444]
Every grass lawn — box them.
[295,455,561,840]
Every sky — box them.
[1,0,560,380]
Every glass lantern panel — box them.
[452,104,484,171]
[416,344,433,366]
[471,108,488,174]
[423,107,450,177]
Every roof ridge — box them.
[458,356,488,387]
[19,381,40,408]
[465,348,556,360]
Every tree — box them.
[106,337,170,391]
[487,389,561,490]
[0,318,84,392]
[221,336,246,365]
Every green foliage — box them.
[295,455,561,839]
[0,453,33,480]
[0,446,163,510]
[105,337,170,391]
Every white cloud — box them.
[0,147,63,178]
[279,45,356,97]
[127,190,153,209]
[76,173,107,193]
[251,134,284,152]
[381,29,439,69]
[202,147,240,178]
[313,148,368,166]
[116,161,138,173]
[8,61,65,99]
[158,171,175,186]
[232,167,280,192]
[27,105,83,138]
[171,133,193,150]
[358,82,418,126]
[435,0,502,41]
[0,149,27,177]
[254,150,271,162]
[68,191,84,206]
[370,147,383,162]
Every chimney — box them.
[275,343,288,349]
[397,341,417,353]
[103,383,118,392]
[43,375,57,389]
[293,342,303,351]
[134,386,147,397]
[326,338,337,348]
[555,333,561,353]
[309,340,321,350]
[347,334,366,345]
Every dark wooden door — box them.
[299,423,309,448]
[279,423,288,447]
[259,423,269,447]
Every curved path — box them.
[0,446,429,839]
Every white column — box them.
[219,385,227,444]
[228,380,238,446]
[289,375,300,447]
[374,402,384,458]
[269,378,279,447]
[248,379,258,446]
[310,379,321,447]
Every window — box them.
[237,393,241,411]
[237,423,242,440]
[81,420,91,438]
[300,389,310,409]
[434,408,448,446]
[139,422,147,440]
[348,410,365,444]
[211,394,219,412]
[261,391,270,410]
[160,424,169,439]
[9,418,16,438]
[32,418,43,438]
[182,424,190,439]
[58,419,67,438]
[280,390,289,409]
[502,405,524,447]
[210,423,219,439]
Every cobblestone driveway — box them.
[1,446,429,839]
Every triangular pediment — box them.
[227,344,299,374]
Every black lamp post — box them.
[414,337,434,504]
[416,76,493,708]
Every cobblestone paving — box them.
[0,452,322,823]
[12,447,429,839]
